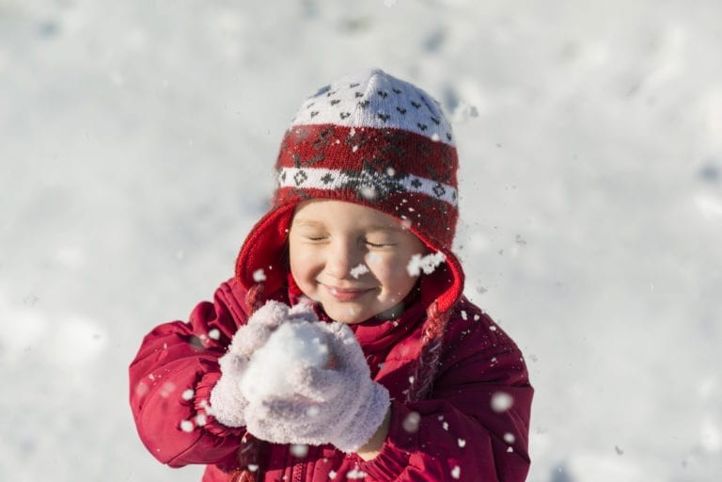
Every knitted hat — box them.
[235,68,465,399]
[274,68,459,249]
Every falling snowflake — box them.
[159,382,176,398]
[253,269,267,282]
[442,421,449,431]
[458,438,466,448]
[328,470,337,479]
[208,328,220,340]
[347,468,366,479]
[290,444,309,458]
[461,310,468,320]
[179,420,194,432]
[248,464,259,472]
[491,392,514,413]
[350,263,369,279]
[504,433,516,444]
[451,466,461,479]
[195,413,207,426]
[407,251,446,276]
[402,411,421,433]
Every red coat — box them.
[129,275,533,481]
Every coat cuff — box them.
[357,400,418,479]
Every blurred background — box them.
[1,0,721,480]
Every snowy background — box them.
[1,0,721,480]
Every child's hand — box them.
[209,299,317,427]
[242,321,390,453]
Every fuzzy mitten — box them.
[242,321,391,453]
[209,299,317,427]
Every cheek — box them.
[290,247,319,284]
[366,253,414,290]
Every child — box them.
[129,69,533,482]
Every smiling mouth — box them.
[322,284,375,301]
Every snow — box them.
[252,269,267,282]
[402,411,421,433]
[349,263,369,279]
[290,444,309,458]
[3,1,722,481]
[491,392,514,413]
[450,466,461,479]
[179,420,194,433]
[240,321,330,400]
[406,251,447,276]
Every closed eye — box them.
[365,241,396,248]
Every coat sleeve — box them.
[358,308,534,482]
[128,278,250,469]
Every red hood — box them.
[234,201,465,320]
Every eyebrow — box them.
[293,219,403,232]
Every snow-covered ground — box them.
[2,1,721,480]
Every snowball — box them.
[407,251,446,276]
[290,444,309,458]
[402,411,421,433]
[491,392,514,413]
[253,269,267,282]
[179,420,194,432]
[451,466,461,479]
[350,263,369,279]
[240,321,330,400]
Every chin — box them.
[323,303,372,325]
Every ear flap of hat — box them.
[234,203,296,296]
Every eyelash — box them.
[304,236,394,248]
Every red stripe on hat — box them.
[275,124,458,187]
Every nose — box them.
[324,238,364,280]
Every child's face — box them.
[289,200,427,324]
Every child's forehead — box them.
[291,200,404,231]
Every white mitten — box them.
[209,299,316,427]
[242,321,390,453]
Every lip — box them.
[321,284,374,301]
